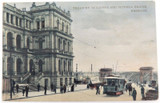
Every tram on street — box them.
[103,77,126,95]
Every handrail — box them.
[21,72,31,82]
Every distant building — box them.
[3,2,74,88]
[139,67,153,84]
[99,68,112,82]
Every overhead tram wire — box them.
[74,37,105,54]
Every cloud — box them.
[8,1,157,72]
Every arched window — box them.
[62,22,64,31]
[58,60,61,73]
[68,61,70,72]
[64,61,66,72]
[63,40,66,51]
[68,42,70,52]
[7,32,13,49]
[38,60,43,72]
[17,58,22,75]
[16,35,21,49]
[27,37,30,49]
[39,38,43,49]
[41,19,45,29]
[29,59,34,73]
[6,13,9,23]
[57,20,59,30]
[58,38,61,50]
[7,57,13,75]
[66,25,68,33]
[37,21,40,30]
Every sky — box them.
[8,1,157,72]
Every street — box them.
[3,83,151,102]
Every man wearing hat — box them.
[132,88,137,101]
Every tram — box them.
[103,77,126,95]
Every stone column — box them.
[4,12,6,23]
[31,37,33,49]
[3,31,7,49]
[61,59,63,73]
[69,24,71,34]
[52,34,54,50]
[53,15,57,28]
[45,36,49,49]
[55,36,58,50]
[66,59,68,73]
[13,16,16,26]
[71,60,73,72]
[14,57,17,75]
[61,39,63,51]
[55,58,58,73]
[27,58,30,72]
[4,56,7,75]
[13,33,16,51]
[70,42,73,53]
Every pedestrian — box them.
[12,80,15,87]
[12,80,15,94]
[87,84,89,89]
[53,85,56,93]
[60,84,63,93]
[125,85,128,92]
[22,87,25,96]
[141,86,145,99]
[64,85,66,93]
[44,85,47,95]
[37,83,40,92]
[129,85,132,95]
[51,83,53,92]
[96,85,100,95]
[16,84,19,93]
[71,84,74,92]
[132,88,137,101]
[25,85,29,97]
[99,85,101,94]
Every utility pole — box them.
[76,64,78,73]
[76,64,78,79]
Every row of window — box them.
[57,19,69,33]
[7,32,30,50]
[6,57,43,75]
[6,12,31,29]
[6,32,71,51]
[58,38,71,52]
[36,20,45,30]
[36,19,69,34]
[58,60,72,73]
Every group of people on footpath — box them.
[37,83,75,95]
[60,84,75,93]
[11,80,75,98]
[10,80,29,98]
[126,83,145,101]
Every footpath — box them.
[3,84,87,101]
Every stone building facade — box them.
[3,2,74,88]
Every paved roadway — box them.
[3,83,154,102]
